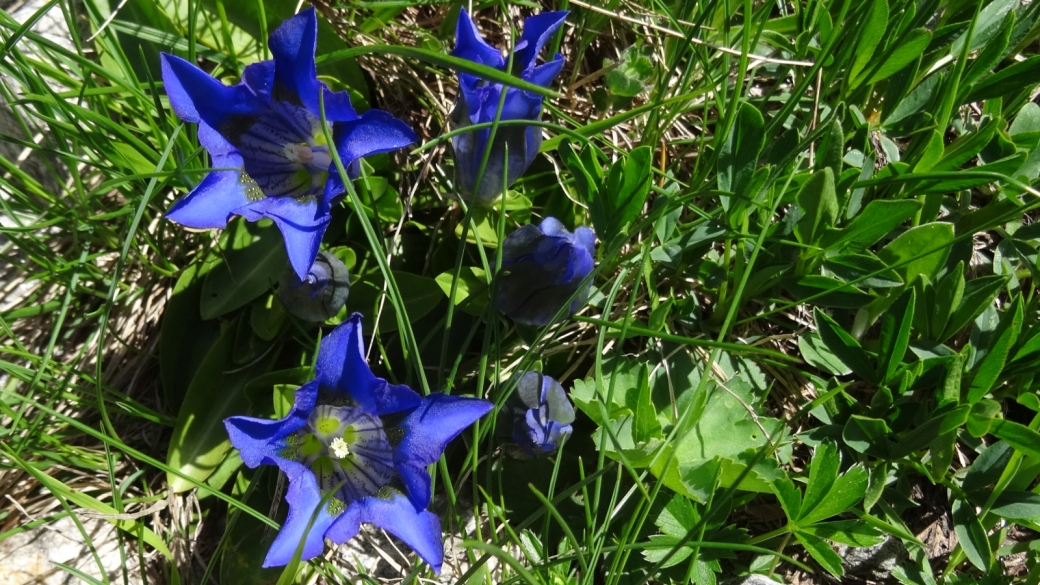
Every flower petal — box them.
[394,393,493,470]
[239,196,328,280]
[225,381,316,468]
[242,60,275,100]
[322,86,358,123]
[395,461,432,511]
[359,492,444,572]
[159,53,266,134]
[165,170,252,229]
[315,314,422,415]
[513,11,568,73]
[574,226,596,257]
[262,469,337,567]
[268,7,322,113]
[332,109,418,170]
[452,8,504,70]
[524,55,566,88]
[324,500,362,544]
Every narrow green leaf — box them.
[814,308,878,384]
[772,477,802,522]
[632,364,661,443]
[964,55,1040,104]
[800,465,869,525]
[794,530,844,576]
[800,520,885,547]
[952,499,994,571]
[801,442,840,521]
[942,275,1007,342]
[866,29,933,85]
[990,491,1040,520]
[878,288,915,384]
[718,101,765,209]
[849,0,889,82]
[818,199,920,252]
[795,168,839,246]
[967,298,1022,403]
[989,419,1040,460]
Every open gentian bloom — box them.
[511,372,575,456]
[161,8,416,279]
[449,9,567,201]
[495,217,596,326]
[224,314,493,569]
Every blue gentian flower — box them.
[511,372,575,456]
[224,314,493,569]
[278,250,351,322]
[161,8,417,279]
[495,217,596,326]
[449,9,567,201]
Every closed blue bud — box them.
[449,9,568,201]
[496,217,596,326]
[511,372,575,456]
[278,251,350,322]
[161,8,417,280]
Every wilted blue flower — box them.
[511,372,574,456]
[161,8,416,279]
[278,251,351,322]
[496,217,596,326]
[449,9,567,201]
[224,314,493,569]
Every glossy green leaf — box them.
[878,223,954,284]
[435,267,489,315]
[161,260,222,411]
[166,323,275,492]
[843,415,892,456]
[991,491,1040,520]
[598,146,653,244]
[200,219,287,321]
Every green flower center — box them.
[283,404,394,506]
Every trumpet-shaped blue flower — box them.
[224,314,493,569]
[449,9,567,201]
[495,217,596,326]
[278,250,351,322]
[161,8,416,279]
[511,372,574,455]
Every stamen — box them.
[282,143,314,164]
[329,437,351,459]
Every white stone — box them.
[0,515,143,585]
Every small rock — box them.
[0,516,142,585]
[838,535,908,580]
